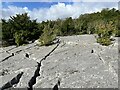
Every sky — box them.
[1,1,119,22]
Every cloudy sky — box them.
[2,1,119,22]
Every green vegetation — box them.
[0,22,2,39]
[39,26,56,46]
[1,8,120,46]
[97,37,112,46]
[14,31,26,46]
[94,20,117,46]
[2,13,41,46]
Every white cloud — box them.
[2,5,30,19]
[2,2,118,22]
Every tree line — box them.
[1,8,120,46]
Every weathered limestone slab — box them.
[0,35,118,88]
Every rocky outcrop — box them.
[27,39,60,90]
[0,35,118,89]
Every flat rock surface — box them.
[0,35,118,88]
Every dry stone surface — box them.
[0,35,118,89]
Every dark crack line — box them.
[1,72,24,90]
[97,53,118,78]
[97,53,105,64]
[27,39,60,90]
[0,44,37,63]
[40,39,60,62]
[27,62,41,90]
[6,46,17,52]
[1,39,57,64]
[15,44,37,54]
[1,39,60,90]
[0,54,14,63]
[0,46,17,54]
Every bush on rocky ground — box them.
[39,27,56,46]
[97,36,112,46]
[14,31,26,46]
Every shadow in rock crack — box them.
[52,78,61,90]
[27,62,41,90]
[1,72,24,90]
[27,39,60,90]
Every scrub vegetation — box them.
[1,8,120,46]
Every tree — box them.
[2,8,120,46]
[60,17,75,35]
[2,19,15,45]
[2,13,41,46]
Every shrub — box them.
[14,32,26,46]
[115,30,120,37]
[97,37,112,46]
[39,28,56,46]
